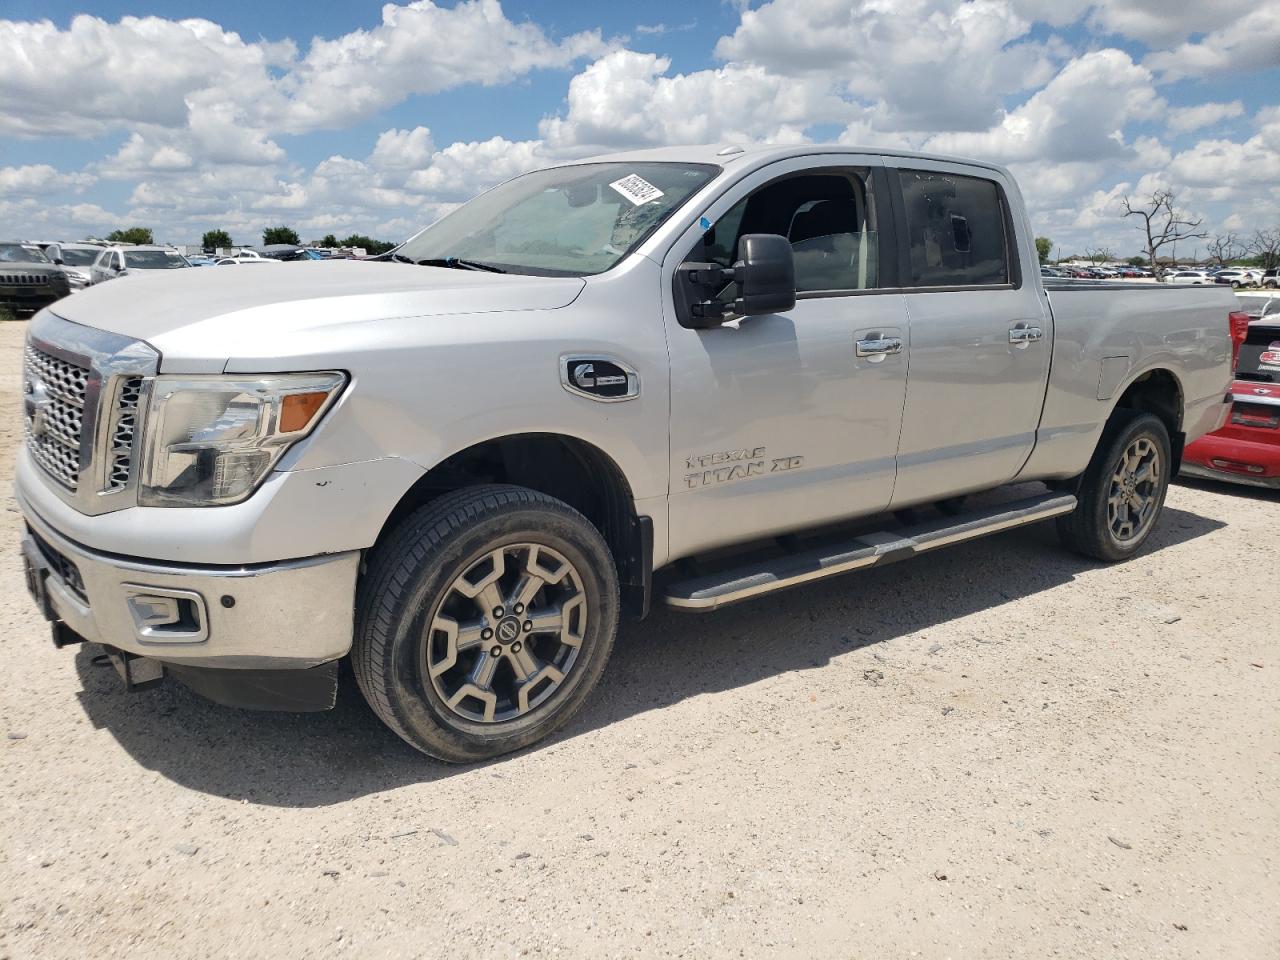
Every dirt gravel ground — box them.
[1,317,1277,959]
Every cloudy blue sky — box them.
[2,0,1277,255]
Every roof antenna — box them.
[716,144,745,156]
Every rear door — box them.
[887,161,1051,507]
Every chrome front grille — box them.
[24,344,88,490]
[2,273,54,286]
[22,314,159,513]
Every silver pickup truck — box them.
[18,145,1241,761]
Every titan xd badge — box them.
[684,447,804,488]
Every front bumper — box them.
[2,289,65,314]
[19,497,359,670]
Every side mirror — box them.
[53,258,64,266]
[673,233,796,329]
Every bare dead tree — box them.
[1084,246,1115,264]
[1121,189,1206,280]
[1251,228,1280,272]
[1206,233,1243,269]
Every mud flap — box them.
[165,660,340,712]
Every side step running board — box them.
[663,492,1077,611]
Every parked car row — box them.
[1041,264,1154,280]
[2,240,366,315]
[1041,264,1279,287]
[1166,267,1277,288]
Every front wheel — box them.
[1057,412,1172,562]
[353,485,619,762]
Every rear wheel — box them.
[353,485,619,762]
[1057,412,1171,562]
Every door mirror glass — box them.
[673,233,796,329]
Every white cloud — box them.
[0,14,294,139]
[0,197,122,240]
[715,0,1064,132]
[924,49,1164,164]
[0,164,95,195]
[0,2,610,144]
[271,0,612,134]
[1144,6,1280,80]
[1166,109,1280,190]
[539,50,845,154]
[1082,0,1258,46]
[1166,101,1245,134]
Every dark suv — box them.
[0,242,70,317]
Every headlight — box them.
[140,372,346,507]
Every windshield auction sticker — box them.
[609,174,665,206]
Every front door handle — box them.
[855,336,903,362]
[1009,325,1043,348]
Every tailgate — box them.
[1236,321,1280,384]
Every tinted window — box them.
[685,169,880,294]
[898,170,1009,286]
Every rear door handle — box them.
[1009,325,1043,347]
[855,336,903,362]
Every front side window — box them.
[396,162,719,277]
[684,169,880,297]
[898,170,1010,287]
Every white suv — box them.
[89,245,191,285]
[1164,270,1212,285]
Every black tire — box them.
[353,485,619,762]
[1057,411,1171,562]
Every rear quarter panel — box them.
[1019,282,1236,479]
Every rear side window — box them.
[898,170,1010,287]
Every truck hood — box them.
[50,259,586,362]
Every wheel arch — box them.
[372,432,652,618]
[1106,366,1186,470]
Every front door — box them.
[660,155,910,561]
[887,162,1052,508]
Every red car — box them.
[1182,300,1280,489]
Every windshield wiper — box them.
[416,257,507,274]
[386,252,416,264]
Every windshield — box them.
[127,250,189,269]
[60,248,99,266]
[396,162,719,276]
[0,243,50,264]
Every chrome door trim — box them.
[855,336,904,360]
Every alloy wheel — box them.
[1107,436,1161,542]
[421,543,587,724]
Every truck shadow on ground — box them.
[72,505,1224,807]
[1175,476,1280,502]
